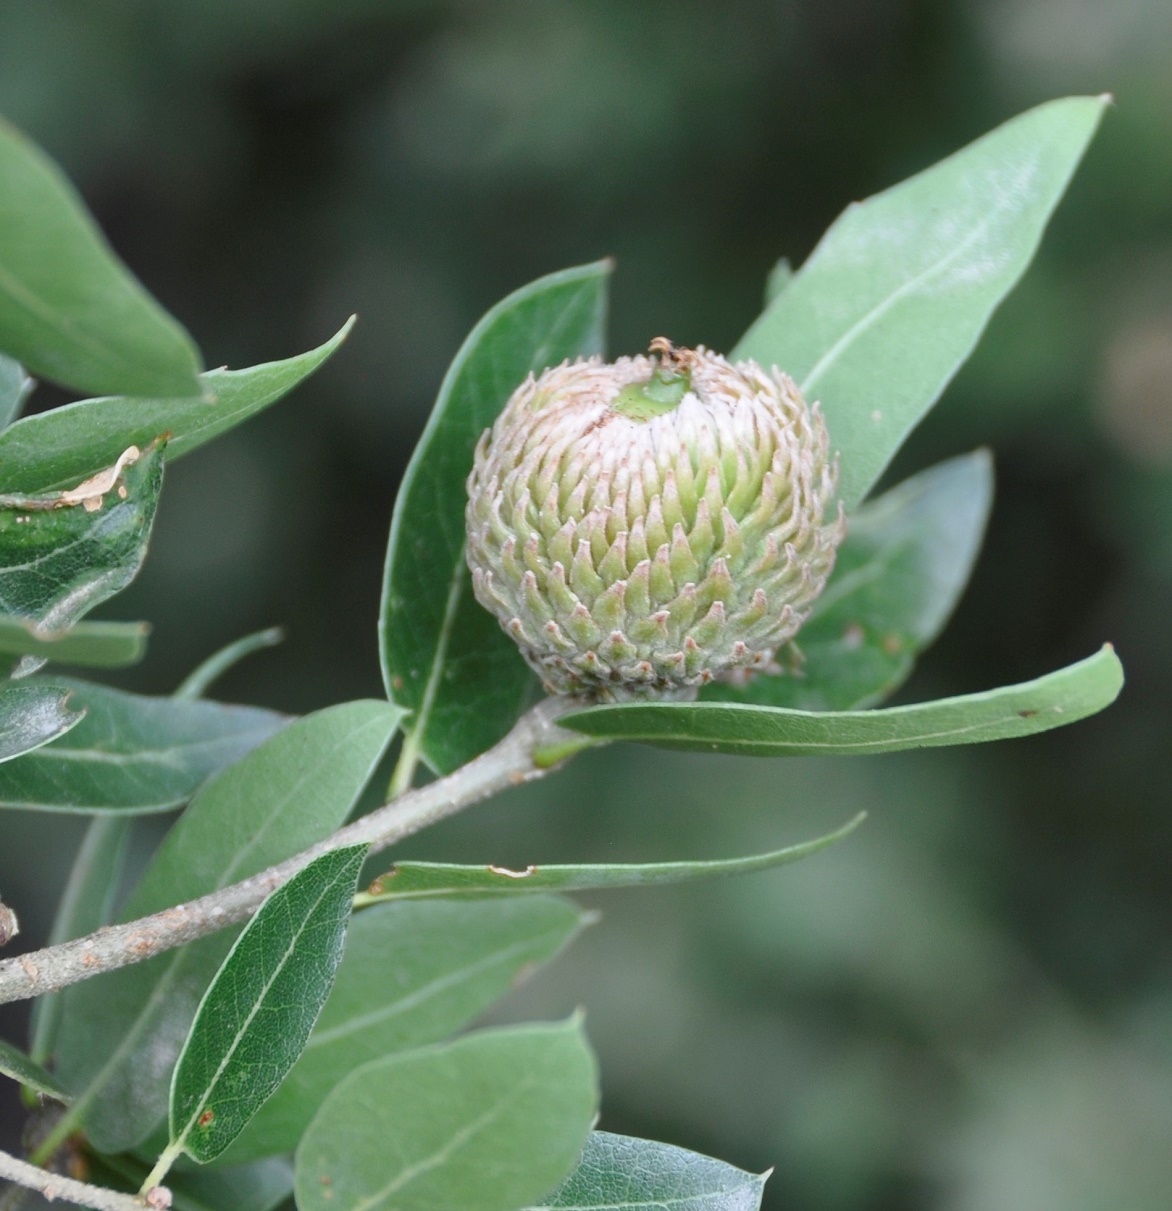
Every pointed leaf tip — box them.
[0,321,354,494]
[357,813,865,903]
[529,1131,769,1211]
[563,647,1124,757]
[734,95,1108,509]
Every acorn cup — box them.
[465,339,846,700]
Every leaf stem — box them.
[386,728,422,799]
[0,696,587,1009]
[136,1143,181,1198]
[0,1147,147,1211]
[384,571,464,801]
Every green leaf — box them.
[763,257,793,307]
[294,1022,599,1211]
[0,353,32,430]
[30,815,133,1065]
[0,441,163,647]
[0,614,149,668]
[0,681,82,764]
[175,627,285,700]
[380,261,611,777]
[167,1159,293,1211]
[0,679,287,813]
[51,700,402,1155]
[734,95,1108,510]
[221,895,587,1165]
[167,844,368,1166]
[528,1131,768,1211]
[703,451,993,711]
[0,1036,71,1103]
[357,815,862,903]
[563,646,1124,757]
[0,116,201,398]
[0,320,353,494]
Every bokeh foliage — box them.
[1,3,1170,1210]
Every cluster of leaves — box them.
[0,97,1122,1211]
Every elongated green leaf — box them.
[30,815,133,1065]
[564,646,1123,757]
[380,262,611,777]
[734,96,1108,509]
[528,1132,768,1211]
[0,353,32,430]
[704,451,993,711]
[0,614,148,668]
[169,844,368,1164]
[358,815,862,904]
[52,700,402,1155]
[0,681,82,763]
[295,1022,599,1211]
[0,679,287,813]
[222,895,587,1165]
[169,1159,293,1211]
[0,441,162,647]
[0,116,201,398]
[0,320,353,494]
[0,1036,70,1103]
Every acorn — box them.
[465,339,845,700]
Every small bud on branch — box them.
[0,897,18,947]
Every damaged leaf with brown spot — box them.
[0,439,164,669]
[159,845,368,1176]
[354,815,864,904]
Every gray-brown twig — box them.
[0,1147,152,1211]
[0,697,590,1007]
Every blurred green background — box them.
[2,2,1171,1208]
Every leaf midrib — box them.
[635,703,1071,751]
[349,1074,535,1211]
[60,715,388,1147]
[307,932,559,1049]
[0,259,129,372]
[796,191,1012,397]
[173,859,354,1155]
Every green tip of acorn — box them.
[466,341,845,701]
[611,338,693,421]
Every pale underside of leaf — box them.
[218,895,586,1166]
[0,116,202,398]
[528,1131,769,1211]
[0,679,288,813]
[563,646,1123,756]
[294,1022,598,1211]
[358,814,863,902]
[0,682,84,764]
[733,95,1109,510]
